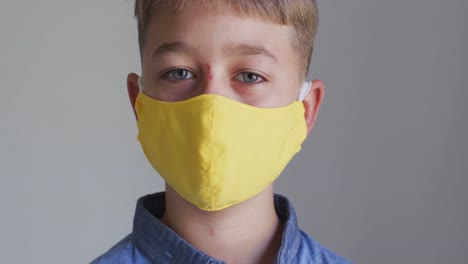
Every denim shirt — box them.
[91,192,351,264]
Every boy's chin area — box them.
[160,183,284,264]
[162,182,277,217]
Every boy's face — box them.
[138,9,303,108]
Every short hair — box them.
[134,0,319,79]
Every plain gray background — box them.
[0,0,466,263]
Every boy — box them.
[92,0,351,263]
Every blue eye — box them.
[236,72,264,84]
[164,69,194,81]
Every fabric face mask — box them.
[135,78,310,211]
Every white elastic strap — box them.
[137,76,143,91]
[298,82,311,101]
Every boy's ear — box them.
[127,73,140,121]
[303,79,325,135]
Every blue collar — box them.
[132,192,302,264]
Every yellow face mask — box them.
[135,78,309,211]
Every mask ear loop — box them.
[298,82,311,101]
[137,76,143,91]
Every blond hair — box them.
[134,0,319,79]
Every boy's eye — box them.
[163,69,194,81]
[235,72,264,84]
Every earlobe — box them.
[127,73,140,121]
[302,79,325,135]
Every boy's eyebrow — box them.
[151,42,194,61]
[151,42,278,63]
[223,44,279,63]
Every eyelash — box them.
[160,68,266,84]
[161,68,195,82]
[234,71,265,85]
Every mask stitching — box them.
[208,95,216,210]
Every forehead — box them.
[143,9,296,64]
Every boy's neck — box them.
[161,183,284,264]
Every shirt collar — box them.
[132,192,301,264]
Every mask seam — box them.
[208,96,215,210]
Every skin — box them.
[126,8,324,264]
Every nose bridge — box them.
[197,64,228,97]
[200,79,219,95]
